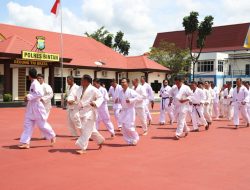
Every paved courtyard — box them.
[1,104,250,190]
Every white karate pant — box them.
[113,107,122,129]
[159,99,174,124]
[186,105,193,122]
[40,110,51,138]
[224,104,233,120]
[135,107,148,132]
[219,101,224,117]
[76,119,105,150]
[204,104,212,123]
[209,101,213,117]
[121,122,139,145]
[213,102,220,118]
[96,106,115,135]
[20,117,56,144]
[145,100,152,121]
[67,109,81,136]
[233,103,250,126]
[175,109,190,136]
[247,105,250,120]
[191,105,207,130]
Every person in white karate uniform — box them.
[93,79,115,137]
[208,82,215,117]
[219,84,226,118]
[37,74,53,117]
[18,68,56,149]
[223,82,234,120]
[159,80,174,125]
[211,82,220,119]
[190,81,208,132]
[132,78,148,136]
[169,77,193,140]
[118,78,140,145]
[243,81,250,119]
[108,79,123,131]
[140,76,154,125]
[203,82,213,128]
[68,75,105,154]
[65,76,81,137]
[37,73,54,139]
[231,78,250,129]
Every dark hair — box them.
[244,81,250,85]
[174,76,184,82]
[198,81,204,85]
[236,78,242,82]
[111,78,117,83]
[191,81,198,85]
[67,76,74,80]
[163,79,168,83]
[93,78,100,84]
[226,81,232,85]
[121,78,130,83]
[29,68,37,78]
[82,74,92,83]
[37,73,44,78]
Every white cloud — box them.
[3,0,250,56]
[6,1,98,37]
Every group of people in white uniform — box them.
[18,68,250,154]
[159,77,250,139]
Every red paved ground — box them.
[0,103,250,190]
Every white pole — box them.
[60,1,64,108]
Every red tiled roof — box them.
[127,55,169,71]
[0,23,169,71]
[0,35,33,53]
[153,23,250,53]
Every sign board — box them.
[22,51,59,62]
[13,59,48,66]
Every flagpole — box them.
[59,0,64,109]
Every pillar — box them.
[48,64,55,91]
[3,61,12,94]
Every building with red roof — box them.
[153,23,250,87]
[0,23,169,101]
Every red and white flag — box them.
[51,0,60,15]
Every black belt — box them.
[161,97,169,110]
[193,104,201,118]
[193,104,200,106]
[162,97,169,99]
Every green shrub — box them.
[3,93,12,102]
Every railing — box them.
[224,70,250,76]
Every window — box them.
[54,77,66,93]
[197,60,214,72]
[74,78,81,86]
[151,80,161,93]
[246,64,250,75]
[228,65,232,75]
[0,75,3,100]
[218,61,224,72]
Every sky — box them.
[0,0,250,55]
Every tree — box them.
[85,27,130,56]
[182,11,214,81]
[148,41,191,84]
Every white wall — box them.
[148,72,165,85]
[128,72,144,81]
[96,70,116,79]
